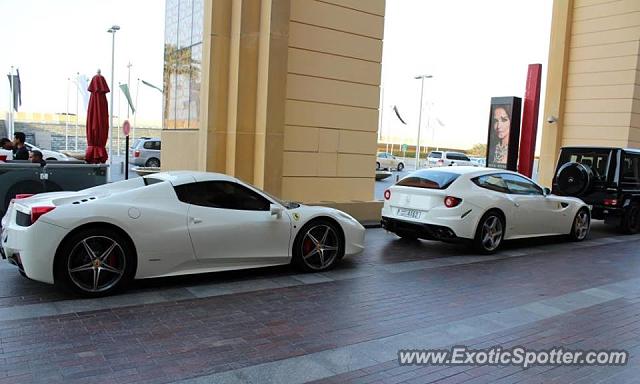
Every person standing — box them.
[12,132,29,160]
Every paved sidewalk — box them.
[0,223,638,383]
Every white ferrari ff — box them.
[381,167,590,253]
[1,171,365,296]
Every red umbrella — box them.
[85,71,110,163]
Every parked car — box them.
[470,157,486,167]
[24,143,72,161]
[381,167,590,253]
[1,171,365,296]
[130,137,161,167]
[376,152,404,171]
[425,151,475,167]
[552,147,640,234]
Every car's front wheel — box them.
[620,204,640,234]
[569,208,590,241]
[473,211,504,254]
[292,220,344,272]
[55,227,135,297]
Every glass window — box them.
[621,154,640,186]
[501,173,543,195]
[174,181,271,211]
[558,149,610,182]
[143,141,154,149]
[397,170,460,190]
[428,152,442,159]
[472,174,509,193]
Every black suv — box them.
[552,147,640,233]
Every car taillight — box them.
[134,150,140,158]
[604,199,618,206]
[444,196,462,208]
[15,194,34,200]
[437,159,444,165]
[31,206,55,223]
[384,190,391,200]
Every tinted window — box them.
[473,174,509,193]
[143,177,165,186]
[154,141,161,150]
[174,181,271,211]
[501,173,543,195]
[447,153,470,161]
[396,170,460,190]
[143,141,153,149]
[622,154,640,186]
[428,152,442,159]
[377,153,387,158]
[558,149,610,182]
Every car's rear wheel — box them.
[569,208,590,241]
[620,204,640,234]
[55,228,135,297]
[473,211,504,254]
[397,163,404,172]
[145,158,160,168]
[292,220,344,272]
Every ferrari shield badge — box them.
[292,212,301,221]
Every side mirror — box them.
[543,187,551,196]
[270,203,283,218]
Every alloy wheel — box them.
[67,236,126,293]
[574,210,590,240]
[300,224,339,270]
[481,215,503,251]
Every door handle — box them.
[513,201,520,207]
[190,217,202,224]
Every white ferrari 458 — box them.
[1,172,365,296]
[382,167,591,253]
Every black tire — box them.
[292,219,345,272]
[146,158,161,168]
[376,162,381,170]
[397,163,404,172]
[555,162,593,197]
[54,227,136,297]
[568,208,590,241]
[473,210,505,254]
[619,204,640,234]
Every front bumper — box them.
[381,216,466,243]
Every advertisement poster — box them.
[486,97,521,171]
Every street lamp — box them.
[107,25,120,177]
[414,74,432,170]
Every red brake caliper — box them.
[303,238,314,255]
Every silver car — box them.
[130,137,161,167]
[425,151,475,167]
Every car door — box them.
[501,173,563,236]
[175,180,292,267]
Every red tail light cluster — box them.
[437,159,444,166]
[15,194,34,200]
[134,150,140,158]
[384,190,391,200]
[603,199,618,206]
[31,206,55,223]
[444,196,462,208]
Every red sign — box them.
[122,120,131,136]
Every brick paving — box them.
[0,223,638,383]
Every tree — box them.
[468,143,487,156]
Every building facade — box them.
[162,0,384,214]
[539,0,640,185]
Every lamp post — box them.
[107,25,120,176]
[414,74,432,170]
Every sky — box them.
[0,0,165,124]
[0,0,552,150]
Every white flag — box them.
[74,74,90,112]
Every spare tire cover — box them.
[556,162,593,196]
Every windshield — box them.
[558,149,610,182]
[397,170,460,189]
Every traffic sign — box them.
[122,120,131,136]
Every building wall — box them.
[539,0,640,186]
[281,0,384,202]
[162,0,385,209]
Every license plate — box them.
[397,208,421,219]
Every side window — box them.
[501,173,543,195]
[154,141,161,150]
[174,181,271,211]
[429,152,442,159]
[143,141,153,150]
[473,174,509,193]
[622,154,640,186]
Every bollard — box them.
[396,174,399,182]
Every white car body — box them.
[25,143,72,161]
[1,171,365,288]
[381,167,589,244]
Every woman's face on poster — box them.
[493,107,511,142]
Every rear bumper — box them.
[381,216,467,243]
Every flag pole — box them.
[65,77,70,150]
[9,66,14,139]
[75,72,79,151]
[133,78,140,140]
